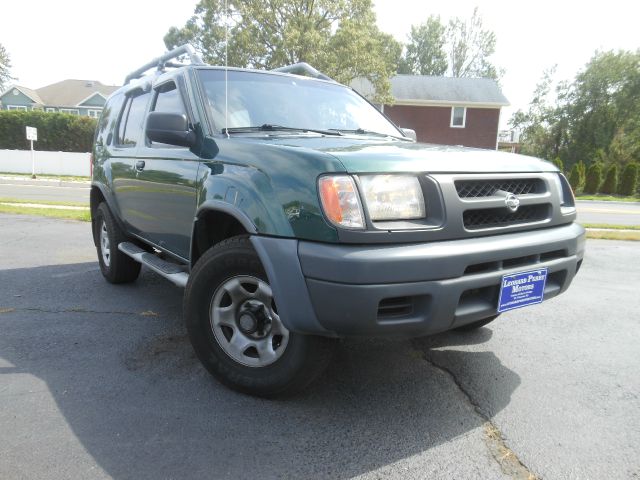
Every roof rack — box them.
[124,44,206,84]
[271,62,334,82]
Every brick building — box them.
[353,75,509,149]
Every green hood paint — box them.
[236,135,557,174]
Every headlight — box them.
[552,173,575,207]
[360,175,426,221]
[318,175,365,229]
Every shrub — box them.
[618,163,638,196]
[552,157,564,172]
[577,160,586,180]
[568,163,583,192]
[0,110,97,152]
[583,162,603,194]
[600,164,618,194]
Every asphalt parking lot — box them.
[1,214,639,480]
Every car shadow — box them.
[0,262,520,479]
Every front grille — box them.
[463,204,550,230]
[455,178,545,198]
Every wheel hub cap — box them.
[209,276,289,367]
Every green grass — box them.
[0,204,91,221]
[0,172,90,182]
[586,230,640,241]
[583,223,640,230]
[0,197,88,207]
[576,194,640,202]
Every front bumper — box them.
[251,222,586,337]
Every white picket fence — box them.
[0,149,91,177]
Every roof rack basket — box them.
[271,62,334,82]
[124,44,206,84]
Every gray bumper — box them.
[252,223,586,337]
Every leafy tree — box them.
[568,163,584,192]
[512,50,640,169]
[600,164,618,194]
[509,67,569,160]
[618,163,638,196]
[165,0,401,103]
[446,7,502,80]
[563,50,640,166]
[584,162,603,194]
[0,43,12,92]
[402,16,447,76]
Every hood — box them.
[236,135,556,174]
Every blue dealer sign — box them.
[497,268,548,313]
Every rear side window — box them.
[116,92,150,146]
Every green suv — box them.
[91,45,585,396]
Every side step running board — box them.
[118,242,189,288]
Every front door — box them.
[130,78,200,260]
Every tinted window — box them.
[153,82,186,115]
[118,92,150,146]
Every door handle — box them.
[135,160,146,171]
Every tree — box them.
[446,7,502,80]
[165,0,401,103]
[600,164,618,194]
[563,50,640,166]
[584,162,603,194]
[402,16,447,76]
[618,163,638,196]
[0,43,12,92]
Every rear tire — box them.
[94,202,141,284]
[184,235,335,397]
[454,314,499,332]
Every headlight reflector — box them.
[360,175,426,221]
[318,175,365,229]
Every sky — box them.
[1,0,639,128]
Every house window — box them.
[8,105,28,111]
[87,109,101,118]
[59,108,80,115]
[46,108,56,113]
[450,106,466,128]
[32,107,43,111]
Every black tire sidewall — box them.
[184,237,331,397]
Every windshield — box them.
[197,69,403,138]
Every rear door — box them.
[129,76,200,260]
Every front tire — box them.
[94,202,141,284]
[184,236,335,397]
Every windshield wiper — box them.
[222,124,342,136]
[330,128,409,140]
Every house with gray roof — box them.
[0,79,120,118]
[352,75,509,149]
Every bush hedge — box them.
[618,163,638,196]
[568,163,584,192]
[600,164,618,194]
[583,163,603,194]
[0,110,97,152]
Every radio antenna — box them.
[224,0,229,137]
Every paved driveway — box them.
[0,214,638,479]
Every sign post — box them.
[26,126,38,178]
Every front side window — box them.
[197,69,403,138]
[149,82,188,148]
[451,106,466,128]
[117,92,150,146]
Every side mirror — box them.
[146,112,196,147]
[400,128,417,141]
